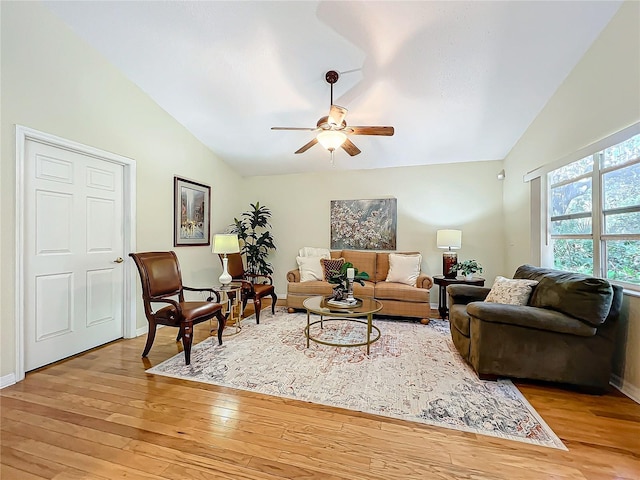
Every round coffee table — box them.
[303,295,383,355]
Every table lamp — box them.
[437,229,462,279]
[213,234,240,285]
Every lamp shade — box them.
[317,130,347,151]
[212,234,240,254]
[436,229,462,249]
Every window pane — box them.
[601,134,640,169]
[603,163,640,210]
[605,240,640,285]
[550,178,592,217]
[552,239,593,275]
[604,211,640,234]
[551,217,592,235]
[549,156,593,185]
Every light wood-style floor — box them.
[2,302,639,479]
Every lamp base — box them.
[219,256,232,285]
[443,252,458,279]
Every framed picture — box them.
[331,198,397,250]
[174,177,211,246]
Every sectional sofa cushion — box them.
[515,264,613,326]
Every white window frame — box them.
[525,122,640,294]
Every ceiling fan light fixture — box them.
[317,130,347,151]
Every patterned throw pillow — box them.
[320,257,345,282]
[485,276,539,305]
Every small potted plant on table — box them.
[450,260,483,281]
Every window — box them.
[547,133,640,288]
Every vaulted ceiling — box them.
[43,1,622,176]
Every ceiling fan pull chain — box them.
[330,150,336,167]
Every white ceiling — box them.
[43,1,622,177]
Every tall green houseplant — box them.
[231,202,276,277]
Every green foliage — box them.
[230,202,276,277]
[450,260,483,276]
[327,262,369,289]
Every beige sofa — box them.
[286,250,433,321]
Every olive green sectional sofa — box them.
[286,249,433,321]
[447,264,623,392]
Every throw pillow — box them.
[299,247,331,258]
[385,253,422,287]
[320,257,345,282]
[296,256,325,282]
[485,276,539,305]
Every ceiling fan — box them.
[271,70,394,157]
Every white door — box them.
[24,139,125,371]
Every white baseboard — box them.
[1,373,17,389]
[611,374,640,404]
[136,325,149,337]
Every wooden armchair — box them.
[130,251,226,365]
[219,252,277,324]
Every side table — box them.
[433,275,485,320]
[211,282,244,336]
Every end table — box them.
[433,275,485,320]
[211,282,244,336]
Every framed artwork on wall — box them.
[330,198,397,250]
[174,176,211,246]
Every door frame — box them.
[14,125,137,382]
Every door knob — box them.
[114,257,124,263]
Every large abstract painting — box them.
[330,198,397,250]
[174,177,211,246]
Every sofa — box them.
[286,249,434,321]
[447,264,623,392]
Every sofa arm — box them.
[417,274,433,289]
[466,302,597,337]
[287,269,300,283]
[447,285,491,305]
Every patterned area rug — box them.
[147,308,566,450]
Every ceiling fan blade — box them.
[349,126,395,136]
[295,138,318,154]
[271,127,318,131]
[328,105,348,127]
[341,138,361,156]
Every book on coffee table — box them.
[327,298,360,308]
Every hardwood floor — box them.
[2,303,639,479]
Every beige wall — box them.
[503,0,640,399]
[0,2,243,378]
[244,160,506,301]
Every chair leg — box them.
[181,323,194,365]
[142,320,157,357]
[176,331,182,342]
[215,311,226,346]
[254,298,261,324]
[271,291,278,314]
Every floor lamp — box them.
[213,234,240,285]
[437,229,462,279]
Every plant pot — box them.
[465,274,474,281]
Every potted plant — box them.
[229,202,276,278]
[450,260,483,280]
[328,262,369,301]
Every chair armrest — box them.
[447,285,491,305]
[466,302,597,337]
[149,297,182,315]
[417,274,433,289]
[182,286,221,303]
[244,273,273,285]
[287,269,301,283]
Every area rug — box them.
[147,308,566,450]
